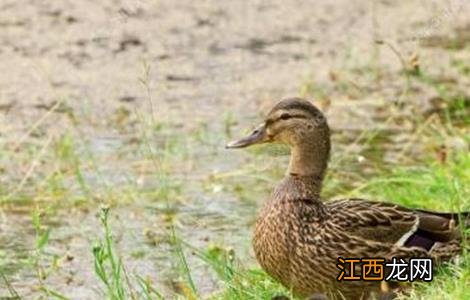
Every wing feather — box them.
[327,198,465,251]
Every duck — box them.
[226,97,469,300]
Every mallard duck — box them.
[226,98,469,300]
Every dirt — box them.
[1,0,469,134]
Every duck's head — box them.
[226,97,329,150]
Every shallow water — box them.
[0,121,458,298]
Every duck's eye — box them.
[280,113,291,120]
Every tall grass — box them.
[93,206,129,299]
[93,206,166,300]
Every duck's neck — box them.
[286,137,330,196]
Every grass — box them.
[1,117,468,299]
[93,206,129,299]
[0,44,469,300]
[187,150,470,300]
[90,205,293,300]
[61,95,466,300]
[77,146,469,300]
[1,137,468,300]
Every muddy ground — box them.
[0,0,469,299]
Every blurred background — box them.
[0,1,469,299]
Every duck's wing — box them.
[327,198,467,251]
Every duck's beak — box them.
[226,123,268,149]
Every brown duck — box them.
[226,98,469,300]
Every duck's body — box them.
[227,98,468,299]
[254,176,463,299]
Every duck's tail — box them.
[415,209,470,231]
[406,209,470,261]
[401,209,467,248]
